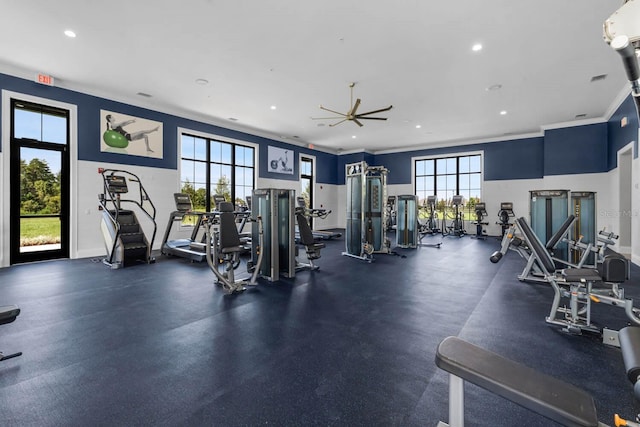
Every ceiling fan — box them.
[312,83,393,127]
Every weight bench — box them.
[435,336,604,426]
[295,209,325,271]
[514,216,639,335]
[0,305,22,361]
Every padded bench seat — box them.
[436,336,599,427]
[0,305,20,325]
[559,268,604,283]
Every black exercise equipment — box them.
[161,193,208,262]
[419,195,440,235]
[435,336,600,426]
[498,217,637,335]
[0,305,21,361]
[98,169,157,269]
[470,202,488,240]
[443,195,466,237]
[295,207,325,270]
[203,201,264,294]
[496,202,514,238]
[295,197,342,241]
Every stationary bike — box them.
[471,202,488,240]
[496,202,514,238]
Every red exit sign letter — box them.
[35,73,54,86]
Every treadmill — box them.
[295,197,342,240]
[161,193,208,262]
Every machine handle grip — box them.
[612,36,640,85]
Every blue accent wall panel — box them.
[483,137,544,180]
[0,72,340,184]
[607,95,638,168]
[543,123,607,176]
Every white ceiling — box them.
[0,0,630,154]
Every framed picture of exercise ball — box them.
[100,110,163,159]
[267,145,294,175]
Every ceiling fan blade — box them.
[349,98,361,116]
[356,116,388,121]
[311,116,347,120]
[328,118,348,127]
[355,105,393,117]
[319,105,347,116]
[353,118,364,127]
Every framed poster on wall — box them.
[100,110,163,159]
[267,146,294,174]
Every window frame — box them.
[412,151,483,206]
[177,127,258,212]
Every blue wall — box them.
[607,95,639,168]
[0,72,340,184]
[543,123,607,176]
[2,72,634,188]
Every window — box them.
[414,153,482,207]
[180,133,255,211]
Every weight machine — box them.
[343,161,391,262]
[395,195,418,248]
[250,189,296,281]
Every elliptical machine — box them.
[443,195,466,237]
[419,195,440,235]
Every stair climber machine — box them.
[202,201,264,294]
[98,169,157,269]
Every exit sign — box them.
[35,73,54,86]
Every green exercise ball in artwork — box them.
[103,130,129,148]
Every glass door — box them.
[10,99,69,264]
[300,156,313,228]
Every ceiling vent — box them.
[137,92,152,98]
[590,74,607,82]
[575,113,587,119]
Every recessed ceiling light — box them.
[270,105,277,110]
[352,135,357,139]
[195,78,208,85]
[500,110,507,115]
[472,43,482,52]
[486,84,502,91]
[64,29,76,38]
[415,125,422,129]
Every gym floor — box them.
[0,233,638,426]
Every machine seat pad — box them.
[435,336,599,427]
[221,245,244,254]
[0,305,20,325]
[559,268,603,283]
[306,242,326,251]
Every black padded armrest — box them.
[435,336,599,427]
[0,305,20,325]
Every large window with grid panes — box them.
[414,153,482,211]
[180,132,255,212]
